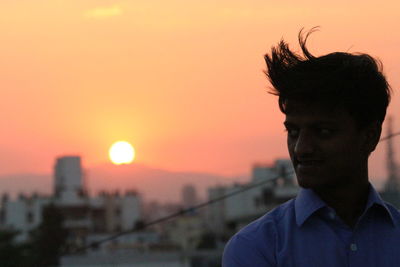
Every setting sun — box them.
[109,141,135,165]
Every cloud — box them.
[85,5,123,19]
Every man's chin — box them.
[297,176,337,192]
[296,175,320,189]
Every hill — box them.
[0,163,248,203]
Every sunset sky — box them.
[1,0,400,184]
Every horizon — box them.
[0,155,389,203]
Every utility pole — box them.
[385,116,400,192]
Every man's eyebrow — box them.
[283,121,337,127]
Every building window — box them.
[115,208,121,217]
[26,212,34,224]
[0,210,4,224]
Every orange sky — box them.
[1,0,400,183]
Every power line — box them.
[63,130,400,255]
[67,171,289,255]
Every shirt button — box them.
[350,243,358,251]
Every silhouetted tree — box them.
[0,204,68,267]
[0,230,23,266]
[30,204,68,266]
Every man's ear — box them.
[363,121,382,154]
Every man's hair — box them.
[264,28,391,128]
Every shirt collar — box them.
[366,184,397,227]
[295,183,396,227]
[295,188,326,227]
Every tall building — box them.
[181,184,198,209]
[54,156,87,204]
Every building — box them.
[54,156,87,204]
[181,184,199,209]
[1,193,51,243]
[166,214,205,250]
[90,190,141,233]
[206,159,299,236]
[0,156,142,247]
[206,186,227,239]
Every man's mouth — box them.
[296,159,322,167]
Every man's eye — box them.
[317,128,333,137]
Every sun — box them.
[109,141,135,165]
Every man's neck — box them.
[313,179,370,229]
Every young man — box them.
[222,29,400,266]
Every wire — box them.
[63,130,400,255]
[67,171,290,255]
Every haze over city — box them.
[1,0,400,200]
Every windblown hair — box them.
[265,28,391,128]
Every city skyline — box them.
[1,0,400,183]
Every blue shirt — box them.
[223,184,400,267]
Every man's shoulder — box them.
[233,198,295,241]
[222,199,295,266]
[383,201,400,223]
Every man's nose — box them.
[294,131,315,156]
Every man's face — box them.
[284,101,369,190]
